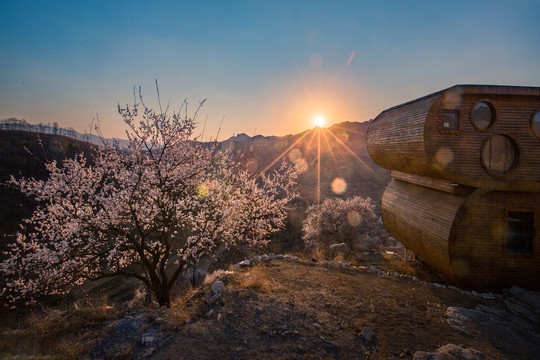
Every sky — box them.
[1,0,539,140]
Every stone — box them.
[142,347,155,358]
[323,339,340,354]
[239,259,251,267]
[329,242,349,253]
[211,280,225,296]
[140,327,164,347]
[413,343,485,360]
[205,293,219,305]
[361,327,376,344]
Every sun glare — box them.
[313,115,325,128]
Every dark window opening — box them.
[507,211,534,253]
[481,134,519,177]
[441,110,459,131]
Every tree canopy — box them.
[1,91,297,307]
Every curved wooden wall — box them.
[367,85,540,191]
[366,93,439,177]
[381,178,466,281]
[451,191,540,289]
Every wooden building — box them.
[367,85,540,289]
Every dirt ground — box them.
[1,255,538,360]
[152,259,520,360]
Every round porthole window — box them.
[532,111,540,138]
[481,134,518,177]
[472,101,495,130]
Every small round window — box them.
[532,111,540,138]
[481,134,518,177]
[472,101,495,130]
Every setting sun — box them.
[313,115,325,127]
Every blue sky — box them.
[1,0,539,139]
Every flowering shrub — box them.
[0,91,297,307]
[302,196,381,253]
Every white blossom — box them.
[1,92,297,307]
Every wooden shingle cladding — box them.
[367,85,540,191]
[383,180,540,289]
[451,191,540,289]
[381,179,468,281]
[368,85,540,290]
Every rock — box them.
[323,339,340,354]
[154,317,167,324]
[211,280,225,296]
[142,347,156,358]
[114,315,149,331]
[239,259,251,267]
[361,326,376,344]
[205,293,220,305]
[149,301,160,310]
[503,298,535,319]
[329,242,349,253]
[505,286,540,309]
[446,307,473,335]
[140,327,164,346]
[413,343,485,360]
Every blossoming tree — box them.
[302,196,381,253]
[0,92,297,307]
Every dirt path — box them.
[153,259,511,359]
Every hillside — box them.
[219,121,389,205]
[0,122,389,252]
[0,130,95,251]
[1,256,538,359]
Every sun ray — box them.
[320,128,337,163]
[326,129,379,178]
[305,126,318,150]
[259,128,312,175]
[332,124,367,136]
[317,127,321,205]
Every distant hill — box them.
[0,121,389,252]
[218,121,389,205]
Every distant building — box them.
[367,85,540,290]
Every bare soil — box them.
[1,256,538,359]
[153,259,515,360]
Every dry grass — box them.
[167,289,203,326]
[0,294,119,360]
[231,264,271,292]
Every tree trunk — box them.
[151,284,171,308]
[153,284,171,308]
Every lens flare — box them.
[288,148,302,162]
[347,210,361,227]
[196,183,209,197]
[331,177,347,194]
[295,158,308,173]
[435,147,454,169]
